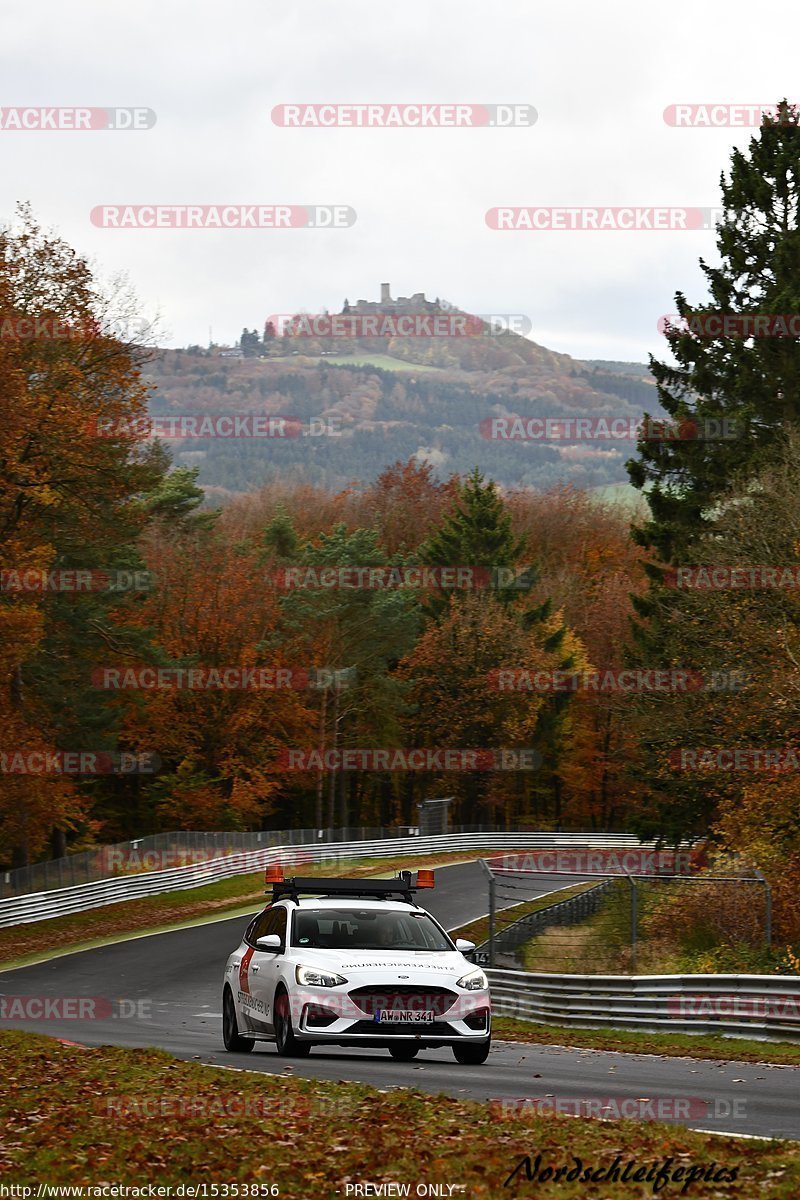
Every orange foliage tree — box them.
[116,525,318,831]
[0,206,165,865]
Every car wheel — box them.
[274,988,311,1057]
[222,987,254,1053]
[452,1037,491,1065]
[388,1043,420,1061]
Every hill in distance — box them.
[144,285,660,500]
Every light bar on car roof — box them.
[266,869,435,902]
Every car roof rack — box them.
[269,870,421,904]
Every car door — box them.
[248,905,287,1033]
[236,908,274,1033]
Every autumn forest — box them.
[3,125,800,961]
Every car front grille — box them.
[348,985,458,1017]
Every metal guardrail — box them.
[486,969,800,1042]
[0,824,642,898]
[0,831,655,928]
[0,826,424,898]
[473,880,614,965]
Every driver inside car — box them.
[375,918,400,948]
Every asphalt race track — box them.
[1,861,798,1140]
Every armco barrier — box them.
[486,968,800,1042]
[0,824,645,897]
[0,826,426,898]
[0,831,653,928]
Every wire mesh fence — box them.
[474,860,773,974]
[472,879,614,966]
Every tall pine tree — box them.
[417,468,529,612]
[624,102,800,839]
[628,100,800,564]
[416,469,580,823]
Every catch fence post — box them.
[478,858,496,968]
[627,874,637,972]
[754,870,772,947]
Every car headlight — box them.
[456,968,488,991]
[295,964,348,987]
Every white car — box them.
[222,869,491,1063]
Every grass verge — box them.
[1,1030,797,1197]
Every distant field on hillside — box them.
[581,359,654,381]
[267,352,444,372]
[590,481,648,510]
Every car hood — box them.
[291,948,473,979]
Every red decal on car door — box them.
[239,946,255,994]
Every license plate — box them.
[374,1009,435,1024]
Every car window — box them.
[269,906,287,944]
[248,906,282,945]
[291,907,452,951]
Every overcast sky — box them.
[2,1,798,362]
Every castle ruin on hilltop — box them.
[345,283,440,314]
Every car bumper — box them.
[296,999,491,1043]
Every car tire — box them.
[388,1043,420,1061]
[452,1037,491,1065]
[274,988,311,1057]
[222,986,254,1053]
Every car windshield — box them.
[291,907,453,952]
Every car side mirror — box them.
[455,938,476,952]
[256,934,282,952]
